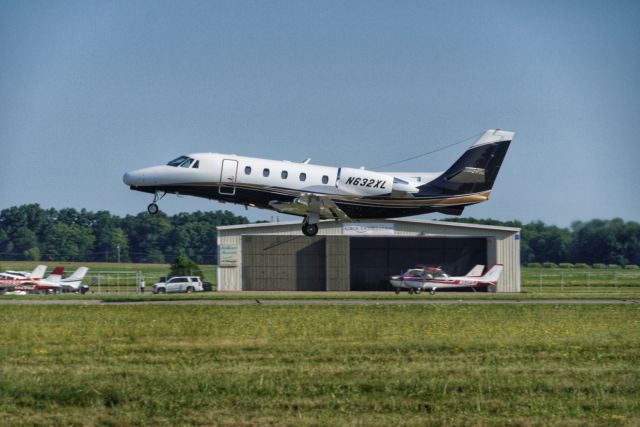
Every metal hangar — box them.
[216,219,520,293]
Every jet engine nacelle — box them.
[336,168,394,196]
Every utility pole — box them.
[117,244,120,264]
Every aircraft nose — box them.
[123,170,145,186]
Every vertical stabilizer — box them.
[45,266,65,283]
[480,264,503,285]
[30,265,47,279]
[418,129,514,198]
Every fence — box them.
[85,268,217,294]
[522,268,640,292]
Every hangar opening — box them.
[350,237,487,291]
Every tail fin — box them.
[480,264,503,285]
[418,129,514,199]
[465,265,485,277]
[60,267,89,290]
[64,267,89,281]
[30,265,47,279]
[45,266,65,283]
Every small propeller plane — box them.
[0,267,89,294]
[390,264,503,295]
[0,265,47,281]
[123,129,514,236]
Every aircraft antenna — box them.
[372,131,483,170]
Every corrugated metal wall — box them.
[242,235,326,291]
[326,237,350,291]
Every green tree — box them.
[43,223,95,261]
[169,251,203,277]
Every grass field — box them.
[0,304,638,425]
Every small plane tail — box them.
[465,265,484,277]
[65,267,89,281]
[479,264,503,285]
[30,265,47,279]
[45,266,65,283]
[418,129,514,201]
[61,267,89,289]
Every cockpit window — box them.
[193,160,199,169]
[168,156,188,167]
[167,156,197,168]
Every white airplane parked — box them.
[57,267,90,292]
[0,266,64,292]
[123,129,514,236]
[0,265,47,281]
[390,264,503,295]
[0,267,89,293]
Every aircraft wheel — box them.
[415,288,422,295]
[302,223,318,237]
[430,290,436,295]
[408,288,414,295]
[394,288,400,295]
[147,203,159,215]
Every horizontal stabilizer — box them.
[446,167,485,184]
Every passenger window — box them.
[322,175,329,184]
[245,166,252,175]
[299,173,306,182]
[263,168,270,177]
[281,170,288,179]
[193,160,199,169]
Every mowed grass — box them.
[0,305,638,425]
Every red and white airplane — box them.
[389,264,503,295]
[0,266,90,294]
[0,266,63,293]
[0,265,47,281]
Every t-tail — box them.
[418,129,514,215]
[479,264,503,285]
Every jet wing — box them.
[269,194,351,221]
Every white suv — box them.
[152,276,203,294]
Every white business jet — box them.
[123,129,514,236]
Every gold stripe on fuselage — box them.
[169,182,491,208]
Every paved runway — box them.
[1,298,638,305]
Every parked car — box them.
[202,281,213,292]
[152,276,204,294]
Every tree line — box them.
[444,217,640,266]
[0,204,249,264]
[1,204,638,265]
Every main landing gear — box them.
[302,221,319,237]
[301,215,319,237]
[147,192,166,215]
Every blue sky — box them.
[1,0,639,226]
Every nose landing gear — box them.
[147,191,166,215]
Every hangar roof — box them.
[217,218,520,233]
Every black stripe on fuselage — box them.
[129,184,472,219]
